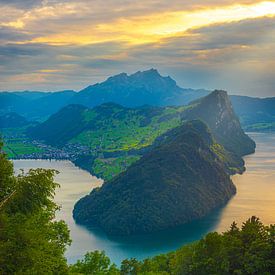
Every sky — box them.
[0,0,275,97]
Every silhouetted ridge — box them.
[71,69,208,107]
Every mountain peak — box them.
[183,90,256,156]
[131,68,160,77]
[72,69,211,108]
[211,89,228,98]
[192,90,228,105]
[106,72,128,82]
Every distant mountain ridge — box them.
[70,69,209,108]
[231,95,275,131]
[0,112,29,128]
[2,69,275,132]
[0,70,208,121]
[0,90,76,121]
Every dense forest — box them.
[73,120,237,235]
[1,141,274,274]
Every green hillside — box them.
[28,91,255,181]
[28,103,188,150]
[73,120,236,235]
[28,103,189,179]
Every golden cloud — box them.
[1,1,275,46]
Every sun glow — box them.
[20,1,275,46]
[145,1,275,36]
[0,0,275,46]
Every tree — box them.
[69,251,119,274]
[120,258,141,275]
[174,217,275,275]
[0,142,71,274]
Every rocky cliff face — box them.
[182,90,256,157]
[73,120,236,235]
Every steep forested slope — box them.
[73,120,236,235]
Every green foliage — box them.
[120,254,173,275]
[0,139,274,274]
[69,251,119,274]
[0,140,16,202]
[0,141,71,274]
[172,217,275,275]
[4,140,43,157]
[69,106,184,152]
[210,143,245,174]
[92,156,140,181]
[68,216,274,275]
[29,103,184,149]
[117,217,275,275]
[1,131,44,158]
[121,258,142,274]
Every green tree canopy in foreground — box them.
[0,140,71,274]
[116,217,275,275]
[0,140,274,274]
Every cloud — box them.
[0,0,43,9]
[0,26,35,43]
[0,0,275,97]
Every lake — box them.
[12,132,275,265]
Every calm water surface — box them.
[13,133,275,265]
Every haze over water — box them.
[13,133,275,265]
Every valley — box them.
[0,70,273,243]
